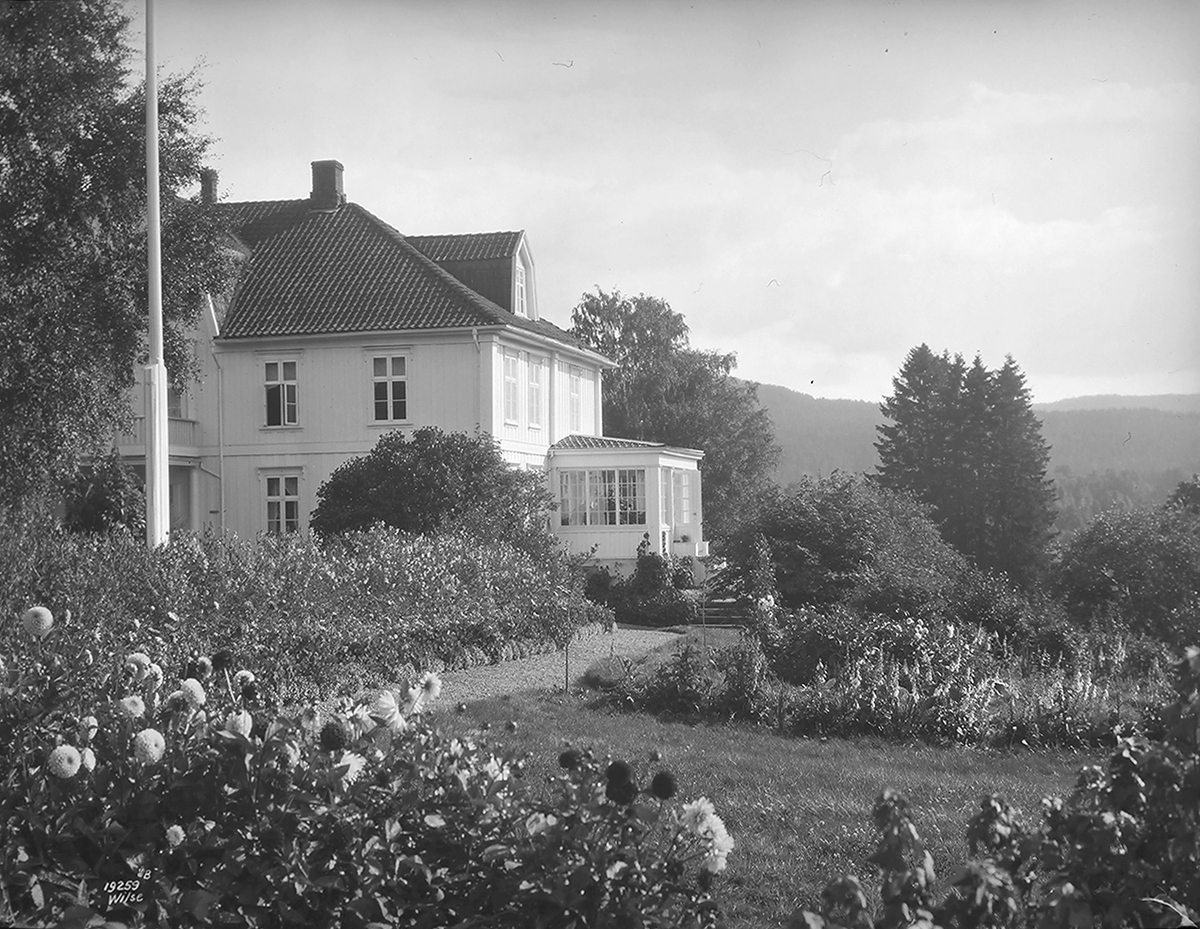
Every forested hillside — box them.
[752,382,1200,535]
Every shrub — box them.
[0,611,731,927]
[310,427,557,556]
[719,473,967,622]
[1054,502,1200,648]
[590,535,701,627]
[61,449,147,536]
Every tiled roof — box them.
[551,435,667,450]
[214,201,584,349]
[407,232,522,262]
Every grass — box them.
[436,687,1099,928]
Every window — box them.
[503,351,520,423]
[559,470,586,527]
[372,355,408,422]
[265,474,300,534]
[618,469,647,525]
[568,366,582,432]
[167,387,184,419]
[265,360,298,426]
[515,264,527,317]
[528,357,542,427]
[673,470,692,525]
[559,468,646,527]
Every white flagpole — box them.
[144,0,169,547]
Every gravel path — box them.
[439,626,681,703]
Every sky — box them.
[126,0,1200,403]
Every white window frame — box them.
[263,471,302,534]
[503,350,520,424]
[528,355,543,428]
[371,353,410,424]
[558,468,646,527]
[673,469,692,526]
[264,359,299,427]
[568,366,582,432]
[515,263,527,317]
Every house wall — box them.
[170,326,607,537]
[548,449,704,569]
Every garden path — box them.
[438,626,680,704]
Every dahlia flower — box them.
[118,695,146,719]
[338,751,366,786]
[233,669,256,692]
[166,824,185,848]
[133,728,166,765]
[22,606,53,639]
[78,715,99,743]
[370,690,407,732]
[125,652,152,681]
[180,678,206,708]
[224,709,253,738]
[47,744,81,779]
[419,670,442,702]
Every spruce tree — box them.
[875,347,1056,589]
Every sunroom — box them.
[547,435,707,575]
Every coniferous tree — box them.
[875,346,1055,589]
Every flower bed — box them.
[0,510,613,707]
[1,606,729,927]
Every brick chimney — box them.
[199,168,218,204]
[309,160,345,210]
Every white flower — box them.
[180,678,206,708]
[145,663,164,693]
[526,812,558,836]
[80,747,97,773]
[125,652,152,682]
[680,797,717,834]
[224,709,253,738]
[47,745,81,779]
[22,606,53,639]
[350,703,378,738]
[166,824,185,848]
[701,816,735,873]
[338,751,366,786]
[78,716,99,743]
[419,671,442,702]
[233,670,256,691]
[402,686,423,715]
[133,729,166,765]
[370,690,407,732]
[118,695,146,719]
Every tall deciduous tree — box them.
[875,345,1055,588]
[0,0,231,506]
[570,289,779,541]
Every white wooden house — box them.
[116,160,707,570]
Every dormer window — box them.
[515,263,527,317]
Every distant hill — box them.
[1033,394,1200,413]
[751,382,1200,490]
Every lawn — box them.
[437,686,1099,928]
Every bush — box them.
[0,610,731,927]
[588,535,701,628]
[719,473,967,623]
[61,450,146,536]
[1054,502,1200,648]
[310,427,557,556]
